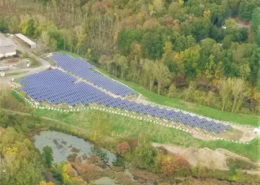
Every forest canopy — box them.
[0,0,259,114]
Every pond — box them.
[34,130,116,164]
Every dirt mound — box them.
[153,143,260,174]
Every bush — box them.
[134,141,157,170]
[116,141,130,154]
[42,145,53,168]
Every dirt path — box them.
[153,143,260,175]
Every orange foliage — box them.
[116,141,130,154]
[161,155,190,175]
[92,1,108,13]
[174,155,190,170]
[161,155,175,175]
[143,18,160,29]
[73,161,99,181]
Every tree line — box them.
[0,0,259,114]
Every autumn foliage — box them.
[161,155,190,176]
[116,141,130,154]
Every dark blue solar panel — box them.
[21,69,231,133]
[51,54,136,96]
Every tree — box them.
[117,29,143,56]
[0,17,8,32]
[143,59,157,91]
[230,78,247,112]
[224,18,241,41]
[0,128,44,185]
[155,62,171,95]
[42,146,53,168]
[20,18,36,37]
[141,30,164,60]
[113,54,128,78]
[162,41,175,72]
[252,7,260,32]
[239,0,258,21]
[180,45,200,80]
[219,79,232,111]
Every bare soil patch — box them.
[153,143,260,174]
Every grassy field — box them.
[34,109,260,161]
[96,68,260,127]
[6,71,28,77]
[55,51,259,127]
[257,69,260,92]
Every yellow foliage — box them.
[136,11,146,24]
[178,0,184,6]
[203,10,211,19]
[39,181,54,185]
[62,163,71,183]
[174,53,181,60]
[62,163,83,185]
[3,146,18,155]
[114,31,118,42]
[153,0,164,12]
[163,155,174,164]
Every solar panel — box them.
[21,68,231,133]
[51,54,136,96]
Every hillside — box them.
[0,1,260,185]
[0,0,259,116]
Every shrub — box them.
[134,142,157,170]
[116,141,130,154]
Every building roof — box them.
[0,45,16,54]
[0,36,14,47]
[15,33,36,47]
[0,34,16,55]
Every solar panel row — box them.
[51,54,136,96]
[21,69,231,133]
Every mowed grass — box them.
[34,109,260,161]
[55,51,259,126]
[257,69,260,92]
[96,68,260,127]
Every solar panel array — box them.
[21,69,231,133]
[51,54,136,96]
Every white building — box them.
[0,35,16,58]
[15,33,36,49]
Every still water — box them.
[34,130,116,164]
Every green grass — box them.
[257,68,260,92]
[34,109,260,161]
[96,68,260,127]
[6,71,28,77]
[54,51,259,127]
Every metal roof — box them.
[0,36,15,47]
[15,33,36,47]
[0,34,16,55]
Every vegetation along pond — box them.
[34,131,116,164]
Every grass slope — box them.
[34,109,260,161]
[54,51,260,126]
[97,68,260,127]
